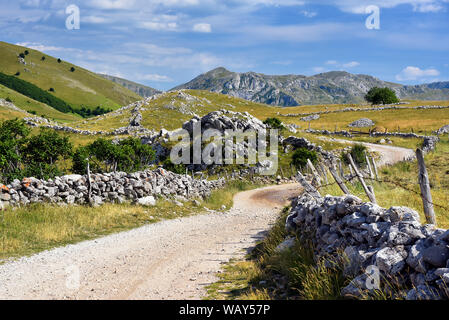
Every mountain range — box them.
[171,67,449,106]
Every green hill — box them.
[0,41,141,112]
[0,83,80,123]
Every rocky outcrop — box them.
[0,168,225,209]
[349,118,375,128]
[182,109,266,135]
[285,193,449,300]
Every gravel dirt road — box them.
[318,137,415,166]
[0,183,301,300]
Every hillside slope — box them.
[0,84,80,123]
[172,67,449,106]
[0,41,141,111]
[98,74,162,98]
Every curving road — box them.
[0,183,301,300]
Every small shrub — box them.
[70,67,75,72]
[24,50,29,55]
[163,158,186,175]
[57,58,62,63]
[19,53,25,59]
[291,147,318,169]
[342,144,367,166]
[5,97,12,103]
[28,110,37,115]
[263,117,284,130]
[41,56,46,61]
[14,71,20,76]
[49,87,55,92]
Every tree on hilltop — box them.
[365,87,399,105]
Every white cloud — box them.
[325,60,338,65]
[140,21,178,31]
[395,66,440,81]
[82,16,108,24]
[301,10,317,17]
[135,74,173,82]
[193,23,212,33]
[89,0,135,9]
[321,0,448,14]
[342,61,360,68]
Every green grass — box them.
[0,84,80,123]
[0,41,141,111]
[319,139,449,228]
[0,180,265,262]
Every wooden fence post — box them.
[416,148,437,225]
[307,159,322,187]
[329,166,351,195]
[339,160,346,180]
[86,159,92,203]
[347,154,377,204]
[370,156,379,180]
[365,152,375,180]
[319,163,329,184]
[295,171,322,200]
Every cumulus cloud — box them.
[193,23,212,33]
[395,66,440,81]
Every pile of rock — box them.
[437,125,449,135]
[182,110,266,134]
[349,118,375,128]
[0,168,225,209]
[301,114,320,122]
[285,193,449,300]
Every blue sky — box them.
[1,0,448,91]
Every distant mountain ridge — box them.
[172,67,449,106]
[98,74,162,98]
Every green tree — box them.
[365,87,399,105]
[22,128,73,166]
[291,147,318,169]
[0,119,30,182]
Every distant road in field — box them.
[0,183,301,300]
[318,137,416,166]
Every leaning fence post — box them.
[416,148,437,225]
[370,156,379,180]
[347,154,377,204]
[307,159,322,187]
[338,160,345,180]
[329,166,351,195]
[295,171,321,200]
[319,163,329,184]
[365,152,375,180]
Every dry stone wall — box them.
[284,192,449,300]
[0,168,225,209]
